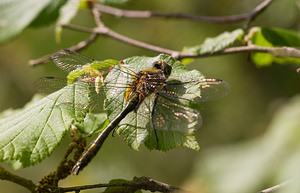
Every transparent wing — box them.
[149,96,202,149]
[199,79,230,102]
[34,67,133,113]
[165,78,230,102]
[153,96,202,132]
[51,49,95,73]
[34,77,102,112]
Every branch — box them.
[28,32,98,67]
[43,24,300,60]
[0,165,36,192]
[28,0,275,66]
[58,176,180,193]
[28,20,300,65]
[94,0,273,24]
[36,135,86,192]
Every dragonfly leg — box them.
[151,94,159,149]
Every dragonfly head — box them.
[152,60,172,78]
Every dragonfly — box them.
[35,49,230,175]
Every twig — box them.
[29,32,98,67]
[39,24,300,60]
[0,165,36,192]
[94,0,273,24]
[58,176,180,193]
[28,22,300,64]
[28,0,275,66]
[244,0,272,28]
[259,180,293,193]
[94,26,180,57]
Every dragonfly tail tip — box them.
[72,165,81,175]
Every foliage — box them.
[0,54,205,167]
[250,27,300,67]
[183,29,244,54]
[0,0,299,192]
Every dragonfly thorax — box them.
[125,60,172,111]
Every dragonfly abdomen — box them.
[72,95,138,175]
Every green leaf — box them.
[29,0,68,27]
[55,0,82,42]
[261,27,300,47]
[250,27,300,67]
[105,54,202,151]
[0,83,91,167]
[192,95,300,193]
[0,0,51,43]
[250,28,274,67]
[183,28,244,54]
[74,112,108,135]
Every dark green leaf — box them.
[250,27,300,67]
[183,29,244,54]
[261,27,300,47]
[0,0,51,43]
[29,0,68,27]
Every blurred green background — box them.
[0,0,299,192]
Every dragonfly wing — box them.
[34,77,106,112]
[149,96,202,150]
[51,49,94,73]
[165,78,230,102]
[34,77,68,95]
[199,79,230,102]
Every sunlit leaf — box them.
[55,0,82,42]
[0,83,91,167]
[183,29,244,54]
[250,27,300,67]
[0,0,51,43]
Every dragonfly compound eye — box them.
[152,60,172,77]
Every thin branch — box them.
[244,0,272,28]
[28,0,275,66]
[259,180,293,193]
[54,24,300,60]
[28,0,280,67]
[0,165,36,192]
[94,0,273,24]
[90,2,105,28]
[29,32,98,66]
[58,176,180,193]
[94,26,180,57]
[28,21,300,65]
